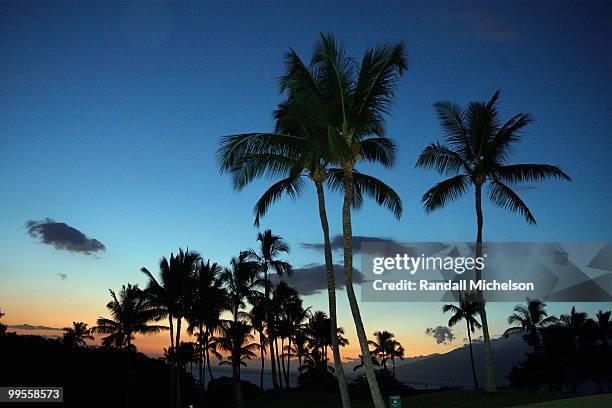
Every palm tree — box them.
[218,34,406,408]
[93,283,167,349]
[141,248,201,408]
[217,320,259,408]
[353,353,380,372]
[303,310,349,372]
[245,230,291,389]
[367,331,404,377]
[185,259,228,392]
[416,91,571,391]
[503,299,557,353]
[62,322,94,347]
[595,310,611,346]
[443,293,483,389]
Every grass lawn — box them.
[248,389,612,408]
[516,394,612,408]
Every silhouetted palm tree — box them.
[280,34,406,408]
[367,331,404,378]
[443,293,482,388]
[0,309,7,336]
[503,299,557,353]
[218,320,259,408]
[303,310,348,373]
[245,230,291,389]
[417,91,571,391]
[186,259,228,392]
[141,248,201,408]
[353,353,380,372]
[595,310,611,346]
[93,283,167,349]
[62,322,94,347]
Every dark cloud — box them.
[301,235,406,255]
[513,185,539,193]
[58,273,68,280]
[25,219,105,255]
[8,324,62,331]
[425,326,455,345]
[272,263,364,296]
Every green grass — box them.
[516,394,612,408]
[248,389,612,408]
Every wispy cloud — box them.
[8,324,62,331]
[272,263,364,296]
[25,218,105,255]
[58,273,68,280]
[300,235,405,255]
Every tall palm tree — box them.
[416,91,570,391]
[93,283,167,349]
[217,34,405,408]
[141,248,201,408]
[245,230,291,390]
[186,259,228,392]
[218,320,259,408]
[503,299,557,352]
[303,310,349,372]
[62,322,94,347]
[389,341,404,379]
[443,293,483,389]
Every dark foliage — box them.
[0,333,198,408]
[205,376,261,405]
[349,369,413,398]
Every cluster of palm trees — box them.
[504,300,611,391]
[79,230,358,408]
[217,32,570,406]
[353,331,405,379]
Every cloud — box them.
[425,326,455,345]
[456,11,516,41]
[25,219,105,255]
[513,185,539,193]
[301,235,406,255]
[58,273,68,280]
[272,263,364,296]
[8,324,62,331]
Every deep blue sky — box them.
[0,1,610,354]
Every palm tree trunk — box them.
[475,183,497,392]
[281,337,288,388]
[466,322,479,389]
[342,169,385,408]
[233,360,244,408]
[259,332,265,390]
[175,317,182,408]
[265,269,280,390]
[169,314,175,408]
[199,325,204,392]
[285,337,292,388]
[274,337,283,389]
[314,178,352,408]
[206,346,214,380]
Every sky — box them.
[1,0,611,361]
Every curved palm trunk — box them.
[475,184,497,392]
[342,170,385,408]
[466,322,479,389]
[264,271,280,390]
[315,179,352,408]
[206,346,214,380]
[233,358,244,408]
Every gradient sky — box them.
[1,1,611,360]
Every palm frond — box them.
[253,175,306,226]
[422,175,470,212]
[495,164,571,184]
[488,180,536,224]
[416,143,470,175]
